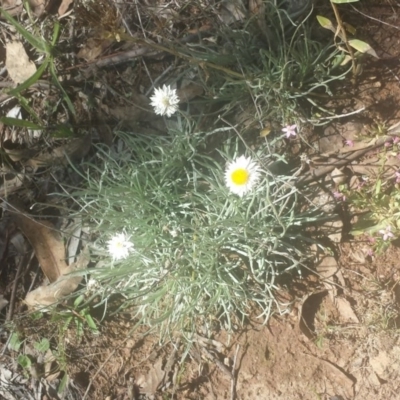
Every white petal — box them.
[224,156,261,197]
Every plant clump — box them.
[69,115,322,338]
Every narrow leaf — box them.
[340,55,352,66]
[58,373,69,394]
[50,124,74,138]
[74,294,85,308]
[9,58,50,96]
[316,15,336,33]
[51,21,61,46]
[0,9,50,54]
[16,94,42,124]
[0,117,42,130]
[85,313,99,333]
[49,62,76,117]
[343,22,356,35]
[348,39,379,58]
[375,179,382,196]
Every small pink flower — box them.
[282,124,297,139]
[394,136,400,144]
[384,141,392,147]
[365,247,374,257]
[344,139,354,147]
[395,171,400,183]
[367,236,376,244]
[333,191,346,201]
[379,226,394,241]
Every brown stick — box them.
[296,135,391,187]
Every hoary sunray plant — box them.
[68,115,323,339]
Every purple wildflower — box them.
[333,191,346,201]
[379,226,394,241]
[282,124,297,139]
[344,139,354,147]
[367,247,374,257]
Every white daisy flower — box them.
[150,85,179,117]
[107,232,134,260]
[224,155,261,197]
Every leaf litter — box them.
[5,41,37,84]
[2,2,400,400]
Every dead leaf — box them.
[249,0,271,43]
[219,0,246,25]
[334,297,359,323]
[25,135,91,170]
[44,349,59,382]
[0,173,25,197]
[320,219,343,243]
[148,5,179,28]
[3,139,37,162]
[108,94,153,126]
[77,38,112,62]
[176,83,203,103]
[58,0,73,16]
[26,0,47,17]
[260,127,271,137]
[331,167,347,185]
[0,295,9,312]
[136,359,165,395]
[315,256,359,324]
[10,203,68,283]
[25,246,89,308]
[0,0,23,16]
[6,41,37,84]
[349,248,366,264]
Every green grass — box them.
[65,115,324,339]
[1,0,357,344]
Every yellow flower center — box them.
[162,97,171,107]
[231,168,249,186]
[115,241,124,248]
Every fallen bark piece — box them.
[10,206,68,283]
[25,246,89,308]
